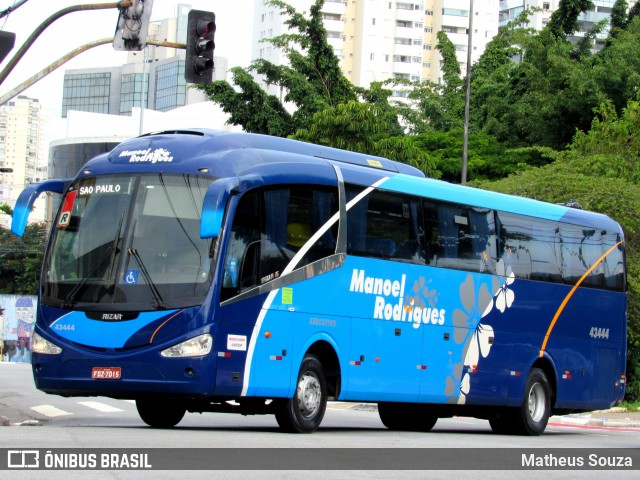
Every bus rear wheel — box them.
[275,354,327,433]
[378,402,438,431]
[136,398,186,428]
[491,368,551,436]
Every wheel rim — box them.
[528,382,545,423]
[296,372,322,418]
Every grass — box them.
[620,400,640,412]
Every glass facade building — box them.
[61,57,198,118]
[62,73,111,118]
[120,73,150,116]
[155,60,187,112]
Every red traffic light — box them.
[196,19,215,37]
[185,10,216,84]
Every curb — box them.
[551,408,640,428]
[551,416,640,428]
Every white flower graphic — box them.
[463,323,495,368]
[495,259,515,313]
[459,323,495,404]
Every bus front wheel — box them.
[275,354,327,433]
[136,398,186,428]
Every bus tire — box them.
[512,368,551,436]
[136,399,186,428]
[489,411,516,435]
[275,354,327,433]
[378,402,438,432]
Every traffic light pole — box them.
[0,38,184,106]
[0,37,112,106]
[0,1,134,87]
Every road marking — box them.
[30,405,72,417]
[77,401,125,413]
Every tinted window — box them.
[424,200,496,273]
[562,225,625,290]
[498,212,561,282]
[498,211,625,291]
[346,187,424,264]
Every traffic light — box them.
[185,10,215,84]
[0,31,16,63]
[113,0,154,51]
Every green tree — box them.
[629,1,640,23]
[291,100,435,174]
[354,81,405,137]
[196,0,356,135]
[610,0,629,32]
[0,222,47,295]
[547,0,595,38]
[413,129,555,182]
[561,99,640,183]
[467,4,609,149]
[199,67,293,136]
[593,17,640,113]
[390,31,466,134]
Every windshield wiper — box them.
[127,247,166,309]
[62,212,125,309]
[61,256,111,309]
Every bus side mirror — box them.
[11,179,68,237]
[200,178,239,239]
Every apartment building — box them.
[0,96,48,229]
[253,0,499,94]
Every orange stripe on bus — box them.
[150,310,184,344]
[539,241,623,358]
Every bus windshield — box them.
[43,173,215,311]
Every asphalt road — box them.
[1,361,639,480]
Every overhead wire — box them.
[0,0,31,28]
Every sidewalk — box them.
[550,408,640,428]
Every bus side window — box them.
[561,225,604,288]
[424,200,495,273]
[497,212,562,282]
[345,186,424,265]
[561,226,625,291]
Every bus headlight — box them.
[31,332,63,355]
[160,334,213,358]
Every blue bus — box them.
[12,130,626,435]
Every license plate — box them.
[91,367,122,380]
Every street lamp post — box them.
[461,0,474,185]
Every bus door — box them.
[215,174,342,398]
[344,188,426,402]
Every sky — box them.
[0,0,255,115]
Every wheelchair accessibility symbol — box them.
[125,270,140,284]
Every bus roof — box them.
[88,129,425,178]
[81,129,620,234]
